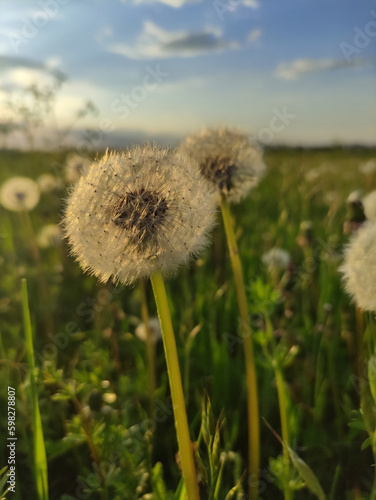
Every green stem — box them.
[150,271,200,500]
[220,196,260,499]
[275,366,291,500]
[140,279,156,413]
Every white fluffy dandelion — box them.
[340,221,376,312]
[63,145,217,285]
[37,224,63,248]
[64,153,91,184]
[262,248,291,271]
[363,190,376,222]
[135,317,162,343]
[0,177,40,212]
[179,127,266,204]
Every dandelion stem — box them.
[140,279,156,413]
[274,365,291,500]
[220,195,260,499]
[150,271,200,500]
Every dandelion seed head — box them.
[63,145,217,285]
[359,159,376,176]
[37,174,62,193]
[340,221,376,312]
[363,190,376,222]
[64,153,91,184]
[262,248,291,271]
[135,317,162,343]
[179,127,266,204]
[0,176,40,212]
[37,224,63,248]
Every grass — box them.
[0,146,376,499]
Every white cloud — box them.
[108,20,239,59]
[133,0,200,6]
[121,0,200,6]
[122,0,259,7]
[247,29,261,43]
[275,57,368,80]
[241,0,260,8]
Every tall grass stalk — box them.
[21,278,48,500]
[274,365,292,500]
[150,270,200,500]
[220,195,260,499]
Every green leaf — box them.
[361,436,372,450]
[151,462,166,500]
[287,446,326,500]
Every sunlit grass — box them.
[0,147,376,499]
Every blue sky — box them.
[0,0,375,147]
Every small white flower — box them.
[262,248,291,271]
[37,174,63,193]
[63,145,217,285]
[135,317,162,343]
[359,159,376,175]
[362,191,376,222]
[340,221,376,312]
[64,153,91,184]
[0,177,40,212]
[179,127,266,204]
[37,224,63,248]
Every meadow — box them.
[1,145,376,500]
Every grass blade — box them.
[21,278,49,500]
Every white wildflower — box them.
[135,317,162,343]
[37,174,62,193]
[37,224,63,248]
[63,145,217,285]
[179,127,266,204]
[363,191,376,222]
[0,177,40,212]
[340,221,376,312]
[262,248,291,271]
[64,153,91,184]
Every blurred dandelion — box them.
[0,176,40,212]
[344,190,366,235]
[63,145,216,285]
[262,248,291,271]
[135,317,162,343]
[340,221,376,312]
[359,159,376,176]
[363,191,376,222]
[179,127,265,204]
[347,189,363,203]
[37,174,63,193]
[64,153,91,184]
[305,168,321,183]
[37,224,63,248]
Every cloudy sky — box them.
[0,0,375,147]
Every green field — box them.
[1,146,376,500]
